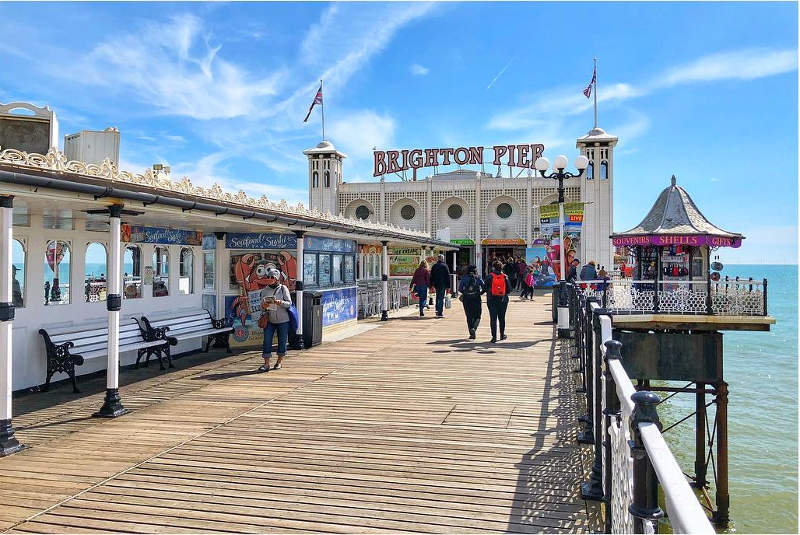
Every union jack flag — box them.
[303,84,323,122]
[583,67,596,98]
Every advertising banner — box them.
[202,235,217,250]
[539,202,583,237]
[321,287,357,326]
[389,247,420,276]
[611,234,742,248]
[304,236,357,253]
[451,239,475,246]
[359,244,382,255]
[121,224,202,245]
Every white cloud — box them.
[327,110,396,161]
[77,14,286,120]
[410,64,429,76]
[487,47,796,133]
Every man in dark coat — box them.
[429,254,451,318]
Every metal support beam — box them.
[381,241,389,321]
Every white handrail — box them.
[639,424,716,534]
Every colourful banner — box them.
[321,287,357,326]
[121,224,202,245]
[539,202,583,236]
[305,236,357,253]
[226,233,296,250]
[481,238,525,245]
[612,234,742,248]
[451,239,475,246]
[359,244,382,254]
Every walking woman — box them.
[458,265,484,339]
[259,267,292,372]
[485,260,511,343]
[410,260,430,317]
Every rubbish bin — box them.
[303,291,323,348]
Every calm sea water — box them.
[658,264,797,534]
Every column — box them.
[294,231,305,349]
[380,240,389,321]
[526,176,532,246]
[475,179,483,277]
[94,204,126,418]
[1,195,22,456]
[214,232,226,320]
[451,251,458,297]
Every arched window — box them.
[586,162,594,180]
[44,240,71,305]
[312,171,319,188]
[11,239,25,308]
[153,246,169,297]
[85,242,108,302]
[600,161,608,180]
[123,245,142,299]
[179,247,194,295]
[324,171,330,188]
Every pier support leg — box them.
[714,381,730,527]
[693,381,707,489]
[380,241,389,321]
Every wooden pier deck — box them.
[0,298,593,533]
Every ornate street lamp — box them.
[535,154,588,338]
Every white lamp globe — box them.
[554,155,568,170]
[534,157,550,172]
[574,155,589,171]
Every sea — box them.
[657,264,797,534]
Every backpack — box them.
[463,276,479,296]
[490,273,506,297]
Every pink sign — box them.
[612,235,742,248]
[373,144,545,177]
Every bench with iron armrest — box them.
[39,319,170,393]
[139,310,234,357]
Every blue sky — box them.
[1,1,797,264]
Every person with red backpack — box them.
[484,260,511,343]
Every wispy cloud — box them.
[486,59,514,90]
[656,48,797,87]
[410,64,430,76]
[327,110,396,163]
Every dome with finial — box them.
[302,139,347,158]
[611,175,743,247]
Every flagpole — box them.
[320,79,325,141]
[593,57,598,128]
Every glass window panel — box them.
[85,242,108,302]
[123,245,142,299]
[179,248,193,294]
[44,240,71,305]
[203,252,215,290]
[319,254,331,287]
[304,254,318,287]
[344,255,355,283]
[153,247,169,297]
[332,255,343,284]
[11,239,25,307]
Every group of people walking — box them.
[411,257,515,343]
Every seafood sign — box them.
[121,224,202,245]
[228,251,297,334]
[226,233,297,250]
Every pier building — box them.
[306,128,617,276]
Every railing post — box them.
[763,278,768,316]
[706,274,713,314]
[557,281,570,338]
[714,381,730,526]
[578,298,598,440]
[603,339,623,532]
[581,307,605,501]
[629,391,664,533]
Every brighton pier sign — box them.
[373,143,545,177]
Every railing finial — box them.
[604,339,622,360]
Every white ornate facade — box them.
[307,128,618,272]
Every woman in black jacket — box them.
[485,260,511,343]
[457,265,485,339]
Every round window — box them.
[447,204,463,220]
[355,205,370,220]
[496,202,513,219]
[401,204,416,220]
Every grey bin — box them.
[303,291,323,348]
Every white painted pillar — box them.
[0,195,22,455]
[295,231,305,347]
[215,233,226,319]
[380,241,389,321]
[95,205,126,417]
[557,202,570,339]
[475,178,483,278]
[451,251,457,297]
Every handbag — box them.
[258,313,268,329]
[288,303,299,333]
[444,295,452,309]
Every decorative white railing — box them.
[576,298,716,534]
[576,277,767,316]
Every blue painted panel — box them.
[320,287,357,326]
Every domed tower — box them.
[303,140,347,214]
[576,127,618,271]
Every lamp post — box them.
[535,154,588,338]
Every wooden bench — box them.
[39,319,170,393]
[139,309,233,356]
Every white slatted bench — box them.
[139,309,233,357]
[39,319,170,393]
